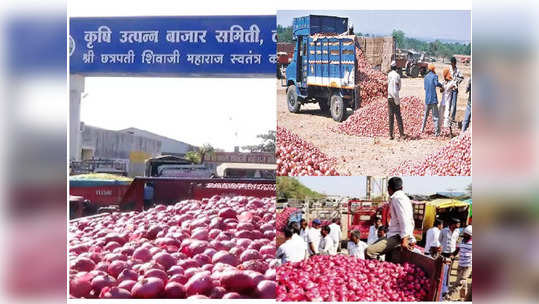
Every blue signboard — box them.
[69,16,276,77]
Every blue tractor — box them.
[285,15,362,122]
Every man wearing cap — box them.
[387,61,405,140]
[422,64,444,136]
[440,218,461,258]
[307,219,322,256]
[444,225,472,301]
[366,177,414,260]
[408,236,422,254]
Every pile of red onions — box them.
[334,96,456,138]
[277,126,340,176]
[69,195,277,299]
[276,207,298,232]
[355,46,388,106]
[390,131,471,176]
[277,255,430,302]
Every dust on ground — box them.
[277,62,471,176]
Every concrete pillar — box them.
[70,75,85,161]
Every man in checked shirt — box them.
[444,225,472,301]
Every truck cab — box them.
[285,15,361,122]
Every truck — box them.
[145,155,212,178]
[347,199,377,240]
[285,15,361,122]
[394,49,429,78]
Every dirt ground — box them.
[277,62,470,176]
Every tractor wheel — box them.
[420,67,427,77]
[287,85,301,113]
[411,65,420,78]
[330,93,345,122]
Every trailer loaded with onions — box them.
[69,178,277,299]
[276,250,445,302]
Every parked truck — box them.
[285,15,361,122]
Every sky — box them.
[277,10,471,43]
[71,1,276,152]
[295,176,472,196]
[81,77,275,151]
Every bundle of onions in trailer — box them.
[276,126,340,176]
[277,255,430,302]
[69,195,277,299]
[390,131,471,176]
[334,96,455,138]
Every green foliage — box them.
[277,177,326,200]
[392,28,471,57]
[277,25,470,57]
[198,144,215,164]
[242,130,276,153]
[184,151,201,164]
[277,25,293,43]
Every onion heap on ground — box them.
[276,126,340,176]
[334,96,457,138]
[355,46,388,106]
[69,195,277,299]
[277,255,430,302]
[390,131,471,176]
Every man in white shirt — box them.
[444,225,472,301]
[366,177,414,260]
[367,217,383,245]
[319,225,337,255]
[299,219,309,243]
[307,219,322,255]
[440,218,461,258]
[276,226,307,264]
[328,218,342,251]
[425,219,443,256]
[348,230,368,259]
[387,61,405,140]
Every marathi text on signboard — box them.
[69,16,276,77]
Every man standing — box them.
[425,219,443,256]
[449,57,464,125]
[348,230,368,259]
[366,177,414,259]
[299,219,310,243]
[276,226,308,264]
[319,225,337,255]
[422,64,444,136]
[444,225,472,301]
[440,218,461,258]
[307,219,322,256]
[143,182,154,210]
[462,78,472,132]
[328,218,342,251]
[367,217,383,245]
[387,61,405,140]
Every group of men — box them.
[276,177,472,301]
[387,56,471,139]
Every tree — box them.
[241,130,276,153]
[184,151,201,164]
[277,177,325,200]
[277,25,293,43]
[392,29,406,49]
[198,144,215,164]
